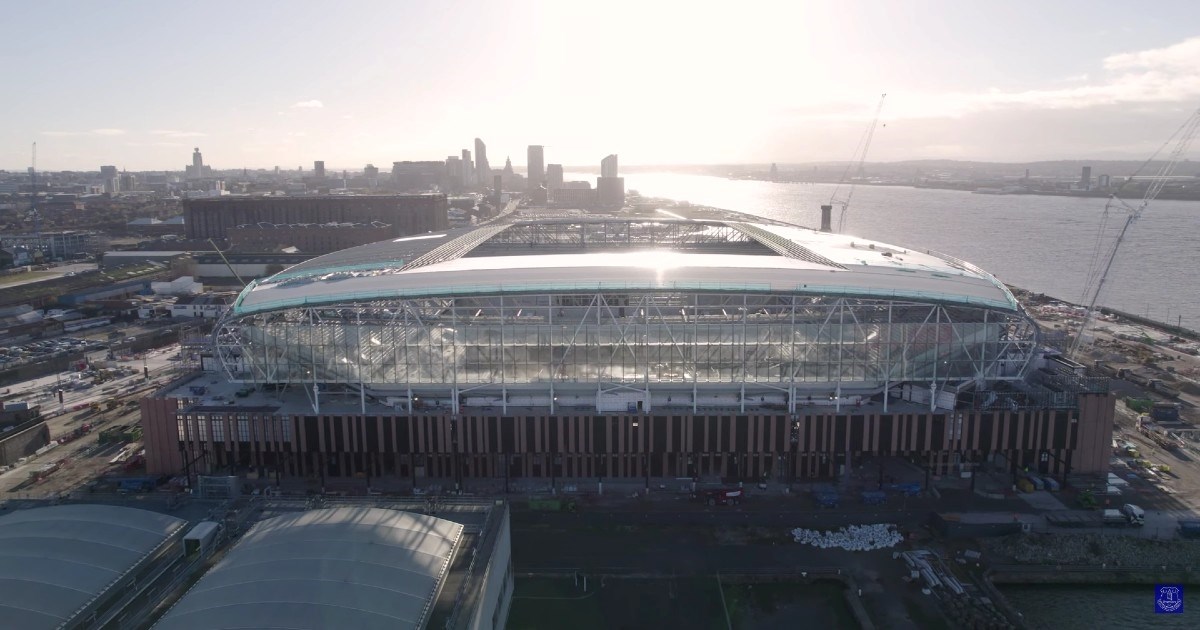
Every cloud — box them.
[125,141,186,148]
[1104,36,1200,71]
[290,100,324,109]
[937,37,1200,115]
[150,129,206,138]
[780,36,1200,124]
[42,128,128,137]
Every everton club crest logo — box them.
[1155,584,1184,614]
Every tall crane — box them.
[830,93,886,233]
[1068,104,1200,359]
[29,142,42,239]
[209,238,247,288]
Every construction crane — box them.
[209,238,247,288]
[28,142,42,239]
[830,93,886,233]
[1068,104,1200,359]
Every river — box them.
[570,172,1200,331]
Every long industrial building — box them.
[183,194,448,241]
[154,506,512,630]
[0,504,187,629]
[141,208,1114,485]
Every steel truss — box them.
[214,292,1038,415]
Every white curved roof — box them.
[232,218,1018,316]
[153,507,464,630]
[0,504,187,630]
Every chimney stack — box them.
[820,205,833,232]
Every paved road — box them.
[0,262,97,289]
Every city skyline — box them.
[4,1,1200,170]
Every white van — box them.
[1121,503,1146,526]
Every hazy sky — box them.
[5,0,1200,171]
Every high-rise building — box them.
[597,154,624,207]
[474,138,491,186]
[1080,166,1092,190]
[546,164,564,190]
[446,156,462,188]
[597,177,624,207]
[391,161,447,192]
[314,161,326,178]
[187,147,205,179]
[601,154,618,178]
[364,164,379,179]
[461,149,473,187]
[527,145,545,190]
[99,165,119,194]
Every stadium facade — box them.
[142,209,1113,485]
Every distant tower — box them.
[1080,166,1092,190]
[188,148,204,179]
[314,161,326,178]
[597,154,624,207]
[769,163,779,181]
[474,138,491,186]
[445,156,462,188]
[601,154,618,178]
[546,164,564,190]
[100,165,119,193]
[527,145,545,190]
[461,149,473,187]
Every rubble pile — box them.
[791,523,903,551]
[983,533,1200,566]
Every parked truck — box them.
[695,488,743,506]
[1121,503,1146,526]
[1102,509,1129,526]
[1178,520,1200,539]
[886,482,922,497]
[182,521,221,557]
[812,488,839,508]
[860,490,887,505]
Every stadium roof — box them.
[231,215,1018,317]
[0,504,187,630]
[153,507,464,630]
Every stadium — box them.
[142,207,1113,486]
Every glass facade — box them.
[217,292,1037,399]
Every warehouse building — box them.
[0,504,187,629]
[183,194,448,242]
[153,505,511,630]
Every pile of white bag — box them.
[791,523,903,551]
